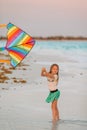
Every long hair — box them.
[49,64,59,75]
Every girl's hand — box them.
[42,67,46,72]
[41,68,54,78]
[41,67,47,76]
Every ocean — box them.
[1,40,87,68]
[1,40,87,51]
[0,40,87,78]
[33,40,87,59]
[31,40,87,69]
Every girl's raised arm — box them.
[41,68,54,79]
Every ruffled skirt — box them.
[46,89,60,103]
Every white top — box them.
[47,74,58,91]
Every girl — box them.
[41,64,60,122]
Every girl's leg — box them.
[51,100,59,121]
[55,100,59,120]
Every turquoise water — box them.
[0,40,87,51]
[32,40,87,64]
[0,40,87,63]
[35,40,87,51]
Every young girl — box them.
[41,64,60,122]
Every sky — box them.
[0,0,87,37]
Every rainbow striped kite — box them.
[0,23,35,67]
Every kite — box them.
[0,24,6,28]
[0,23,35,67]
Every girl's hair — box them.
[49,64,59,75]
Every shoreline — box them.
[0,36,87,41]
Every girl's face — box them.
[51,66,58,75]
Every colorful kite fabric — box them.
[0,24,6,28]
[0,23,35,67]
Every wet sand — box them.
[0,50,87,130]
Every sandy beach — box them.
[0,40,87,130]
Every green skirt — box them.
[46,90,60,103]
